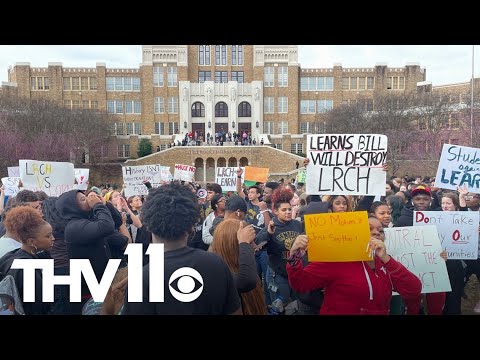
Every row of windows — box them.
[63,77,98,91]
[418,117,460,130]
[263,121,289,135]
[264,97,288,113]
[153,67,177,87]
[264,66,288,87]
[300,122,326,134]
[198,46,244,66]
[342,77,375,91]
[300,77,334,91]
[118,144,130,158]
[342,99,374,111]
[107,100,142,114]
[387,76,405,90]
[31,77,49,91]
[155,122,179,135]
[190,102,252,117]
[290,143,303,155]
[64,100,98,110]
[198,71,245,83]
[300,100,333,114]
[113,122,142,136]
[106,77,141,91]
[154,97,178,114]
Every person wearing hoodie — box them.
[286,216,422,315]
[256,187,303,305]
[56,189,117,314]
[393,184,447,315]
[0,206,54,315]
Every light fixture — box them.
[232,122,235,128]
[256,121,259,128]
[183,121,187,129]
[208,121,211,128]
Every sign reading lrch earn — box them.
[306,134,388,195]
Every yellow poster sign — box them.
[304,211,371,262]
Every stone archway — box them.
[194,158,204,182]
[206,157,215,182]
[228,157,237,167]
[217,157,226,167]
[239,157,249,167]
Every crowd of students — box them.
[0,160,479,315]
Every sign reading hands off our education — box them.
[304,211,371,262]
[435,144,480,192]
[414,211,479,260]
[19,160,75,197]
[122,164,165,197]
[384,226,451,293]
[306,134,388,195]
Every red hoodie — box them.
[287,257,422,315]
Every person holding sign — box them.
[286,216,422,315]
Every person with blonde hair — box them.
[209,219,266,315]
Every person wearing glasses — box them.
[202,194,227,246]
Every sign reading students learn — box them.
[306,134,388,195]
[435,144,480,192]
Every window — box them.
[82,100,90,109]
[155,122,165,135]
[276,143,283,150]
[231,71,244,83]
[168,97,178,113]
[278,97,288,113]
[367,77,374,90]
[318,77,333,91]
[198,71,211,83]
[106,77,141,91]
[358,77,365,90]
[366,99,374,111]
[134,101,141,114]
[388,76,405,90]
[106,77,115,91]
[124,78,132,91]
[232,45,243,65]
[300,100,316,114]
[167,67,177,87]
[134,123,142,135]
[132,78,141,91]
[215,71,228,83]
[342,77,349,90]
[90,77,97,90]
[91,101,98,111]
[64,100,72,109]
[238,102,251,117]
[64,77,71,91]
[215,102,228,117]
[168,122,179,135]
[191,102,205,117]
[81,77,89,91]
[215,45,227,65]
[278,121,289,134]
[264,97,274,113]
[71,77,79,91]
[118,144,130,158]
[278,66,288,87]
[350,77,357,90]
[125,101,133,114]
[264,67,274,87]
[291,143,303,154]
[154,97,165,114]
[300,77,308,91]
[126,123,133,135]
[160,144,167,151]
[263,121,274,134]
[107,100,115,113]
[199,45,211,65]
[116,123,125,135]
[153,67,164,86]
[116,101,123,114]
[300,122,310,134]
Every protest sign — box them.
[1,177,21,197]
[122,164,164,197]
[173,164,196,182]
[74,168,90,191]
[215,167,244,192]
[19,160,75,197]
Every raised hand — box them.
[267,220,276,235]
[290,235,308,256]
[457,184,469,197]
[303,158,310,167]
[237,221,255,244]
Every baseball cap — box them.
[410,185,431,198]
[225,195,247,212]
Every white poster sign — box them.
[215,167,245,192]
[385,226,452,293]
[74,168,90,191]
[122,164,164,197]
[306,134,388,195]
[173,164,196,182]
[8,166,19,177]
[1,177,21,197]
[19,160,75,197]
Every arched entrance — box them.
[239,157,249,167]
[194,158,204,182]
[206,157,215,182]
[228,157,237,167]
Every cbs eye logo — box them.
[168,267,204,302]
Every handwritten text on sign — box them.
[306,134,388,195]
[435,144,480,192]
[414,211,479,260]
[19,160,75,197]
[8,167,19,177]
[173,164,196,182]
[384,226,451,293]
[1,177,21,197]
[122,164,164,197]
[304,211,370,262]
[215,167,244,192]
[74,168,90,191]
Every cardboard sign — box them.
[173,164,196,182]
[384,226,451,293]
[19,160,75,197]
[244,166,269,187]
[306,134,388,195]
[74,168,90,191]
[304,211,371,262]
[215,167,244,192]
[414,211,479,260]
[435,144,480,192]
[1,177,21,197]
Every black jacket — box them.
[0,249,51,315]
[56,190,116,297]
[395,205,442,227]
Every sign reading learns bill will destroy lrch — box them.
[304,211,370,262]
[306,134,388,195]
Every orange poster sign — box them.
[304,211,371,262]
[244,166,269,183]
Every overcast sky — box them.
[0,45,477,86]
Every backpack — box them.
[0,272,25,315]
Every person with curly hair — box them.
[122,182,241,315]
[209,219,266,315]
[255,187,303,305]
[0,206,54,315]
